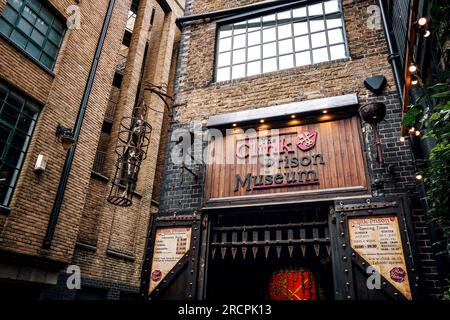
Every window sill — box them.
[0,32,56,78]
[0,205,11,215]
[91,170,109,182]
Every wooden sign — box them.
[204,116,368,202]
[348,216,412,299]
[149,227,191,294]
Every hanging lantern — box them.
[268,268,317,300]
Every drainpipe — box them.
[378,0,405,106]
[42,0,117,249]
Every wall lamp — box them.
[56,124,76,150]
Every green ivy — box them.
[403,80,450,299]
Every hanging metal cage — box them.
[107,99,152,207]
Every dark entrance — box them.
[205,203,334,300]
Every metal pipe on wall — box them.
[42,0,117,249]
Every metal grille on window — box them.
[216,0,347,82]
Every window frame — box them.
[0,79,41,208]
[214,0,349,82]
[0,0,67,71]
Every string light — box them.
[418,17,427,26]
[399,136,406,142]
[416,173,423,180]
[409,63,418,73]
[424,30,431,38]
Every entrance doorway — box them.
[205,203,334,300]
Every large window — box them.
[216,0,347,82]
[0,0,66,70]
[0,80,40,207]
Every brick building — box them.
[141,0,443,300]
[0,0,184,299]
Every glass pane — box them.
[247,45,261,61]
[328,29,343,44]
[294,22,308,36]
[26,0,41,12]
[4,145,22,166]
[296,51,311,66]
[233,34,246,49]
[279,54,294,70]
[48,28,62,46]
[17,18,33,36]
[262,14,276,28]
[217,52,231,67]
[35,17,48,34]
[1,103,20,126]
[216,67,230,82]
[293,7,307,18]
[263,58,277,73]
[3,6,19,25]
[52,19,65,34]
[278,24,292,39]
[25,41,41,59]
[24,101,39,116]
[233,21,246,35]
[277,10,291,22]
[278,39,293,55]
[330,44,346,60]
[218,37,231,52]
[30,28,44,46]
[231,64,245,79]
[39,53,53,69]
[7,91,24,109]
[309,3,323,16]
[0,19,13,36]
[311,31,327,48]
[327,18,342,29]
[248,31,261,46]
[11,131,27,150]
[310,19,325,32]
[23,5,37,24]
[0,83,7,102]
[16,113,33,133]
[38,6,53,24]
[232,48,246,64]
[263,42,276,58]
[247,17,261,32]
[324,0,340,14]
[219,25,232,38]
[43,41,57,57]
[10,0,25,11]
[247,61,261,76]
[313,47,329,63]
[295,35,309,51]
[10,30,27,48]
[262,27,276,43]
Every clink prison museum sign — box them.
[234,130,325,192]
[204,117,368,201]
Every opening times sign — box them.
[348,215,412,299]
[149,227,192,294]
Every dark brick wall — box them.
[40,272,139,300]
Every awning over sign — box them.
[206,93,359,128]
